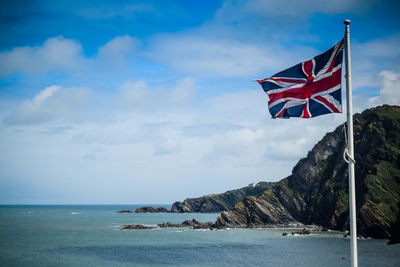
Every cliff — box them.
[170,182,276,213]
[216,105,400,242]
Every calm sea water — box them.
[0,205,399,267]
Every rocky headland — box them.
[124,105,400,244]
[170,181,276,213]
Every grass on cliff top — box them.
[199,182,276,198]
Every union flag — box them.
[257,39,344,118]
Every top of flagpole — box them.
[344,19,351,25]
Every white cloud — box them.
[0,78,350,203]
[149,35,307,77]
[119,77,195,111]
[170,77,196,104]
[119,80,150,108]
[97,35,140,67]
[368,70,400,106]
[351,34,400,89]
[3,85,90,125]
[203,128,264,160]
[152,129,182,156]
[354,34,400,58]
[0,37,84,76]
[0,35,141,77]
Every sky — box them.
[0,0,399,204]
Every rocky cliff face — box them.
[214,189,299,228]
[216,105,400,241]
[170,182,276,213]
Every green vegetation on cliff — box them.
[170,182,276,213]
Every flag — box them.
[257,39,344,119]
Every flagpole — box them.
[344,19,358,267]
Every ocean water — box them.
[0,205,399,267]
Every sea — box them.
[0,205,399,267]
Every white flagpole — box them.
[344,19,358,267]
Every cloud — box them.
[152,129,182,156]
[0,78,348,203]
[368,70,400,106]
[97,35,140,67]
[351,34,400,89]
[3,85,90,125]
[202,128,264,161]
[148,34,310,77]
[261,118,342,161]
[170,77,196,104]
[355,34,400,58]
[0,37,84,76]
[0,35,141,77]
[119,77,195,110]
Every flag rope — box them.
[342,124,356,164]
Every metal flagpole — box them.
[344,19,358,267]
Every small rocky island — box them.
[117,210,133,213]
[135,206,169,213]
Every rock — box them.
[135,206,169,213]
[387,211,400,244]
[158,219,222,230]
[121,224,154,230]
[290,228,311,236]
[301,228,311,235]
[117,210,133,213]
[158,222,184,228]
[314,226,329,232]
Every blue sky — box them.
[0,0,399,204]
